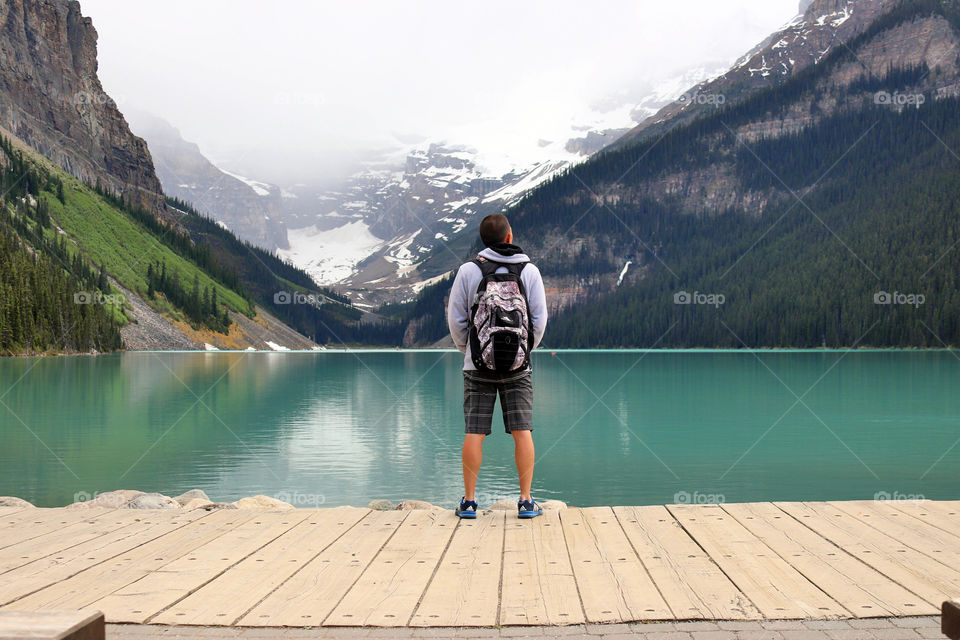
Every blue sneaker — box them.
[455,497,478,518]
[518,499,542,518]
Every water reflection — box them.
[0,350,957,507]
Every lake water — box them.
[0,350,956,508]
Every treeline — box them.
[0,137,125,353]
[0,225,122,354]
[94,184,249,304]
[377,274,454,345]
[146,261,231,333]
[544,96,960,347]
[166,196,401,344]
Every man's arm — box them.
[524,265,548,350]
[447,264,472,353]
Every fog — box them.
[81,0,799,186]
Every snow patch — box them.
[219,169,273,196]
[278,220,385,285]
[265,341,290,351]
[617,261,632,286]
[411,270,454,294]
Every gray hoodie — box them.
[447,247,548,371]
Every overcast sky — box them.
[81,0,799,183]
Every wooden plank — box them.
[614,505,761,620]
[944,599,960,640]
[558,507,671,623]
[238,510,405,627]
[0,610,104,640]
[498,510,585,626]
[152,507,369,625]
[831,501,960,566]
[667,504,847,619]
[91,510,314,623]
[0,510,150,573]
[325,509,459,627]
[0,509,68,530]
[776,502,960,609]
[3,509,260,612]
[0,510,210,607]
[0,508,26,522]
[724,502,934,617]
[410,511,505,627]
[887,500,960,539]
[0,509,117,541]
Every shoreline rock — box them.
[4,491,569,512]
[0,497,35,508]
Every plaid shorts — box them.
[463,369,534,435]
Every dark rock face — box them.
[0,0,164,213]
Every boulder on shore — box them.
[66,489,144,509]
[367,499,395,511]
[173,489,210,506]
[182,498,238,511]
[126,493,179,509]
[233,495,295,511]
[0,497,34,508]
[396,499,440,510]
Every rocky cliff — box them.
[0,0,164,214]
[125,110,289,250]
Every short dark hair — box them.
[479,214,511,247]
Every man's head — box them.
[479,214,513,247]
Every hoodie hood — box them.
[478,246,530,264]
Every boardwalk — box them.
[0,500,957,628]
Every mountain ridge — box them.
[0,0,165,215]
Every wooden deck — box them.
[0,500,957,628]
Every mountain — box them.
[0,0,387,354]
[422,0,960,348]
[0,0,164,215]
[274,66,727,306]
[125,111,290,251]
[614,0,901,148]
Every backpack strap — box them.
[473,256,529,278]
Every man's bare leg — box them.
[462,434,485,500]
[512,430,535,501]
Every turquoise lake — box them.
[0,350,956,508]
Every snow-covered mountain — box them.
[277,64,727,305]
[615,0,895,148]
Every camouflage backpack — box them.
[468,257,533,373]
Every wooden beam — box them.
[944,599,960,640]
[0,610,103,640]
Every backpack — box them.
[468,257,533,373]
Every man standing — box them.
[447,214,548,519]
